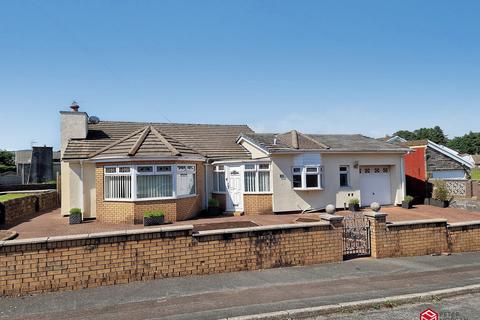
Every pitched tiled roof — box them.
[89,126,202,159]
[241,132,408,153]
[63,121,254,160]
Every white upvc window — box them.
[136,165,174,199]
[213,165,226,192]
[244,163,271,193]
[103,164,196,201]
[292,165,324,190]
[339,165,350,187]
[177,165,196,196]
[104,166,133,200]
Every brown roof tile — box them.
[63,121,253,160]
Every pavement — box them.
[6,204,480,239]
[1,252,480,319]
[313,293,480,319]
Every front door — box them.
[226,166,243,212]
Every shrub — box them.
[69,208,82,216]
[404,195,414,203]
[432,180,450,201]
[208,198,220,207]
[349,198,359,205]
[144,210,165,218]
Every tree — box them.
[447,132,480,155]
[392,130,417,141]
[0,150,14,166]
[393,126,448,144]
[414,126,447,145]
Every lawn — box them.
[472,168,480,180]
[0,193,32,202]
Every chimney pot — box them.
[70,101,79,112]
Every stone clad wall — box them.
[0,220,343,296]
[0,191,58,225]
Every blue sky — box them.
[1,0,479,150]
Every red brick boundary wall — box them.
[366,212,480,258]
[0,218,343,296]
[448,221,480,253]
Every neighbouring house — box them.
[402,140,474,199]
[15,148,60,184]
[471,155,480,168]
[60,104,408,224]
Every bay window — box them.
[213,165,226,192]
[104,164,196,201]
[292,166,324,190]
[244,163,271,193]
[136,165,173,199]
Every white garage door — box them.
[359,166,392,207]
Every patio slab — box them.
[4,204,480,240]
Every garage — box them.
[359,166,392,207]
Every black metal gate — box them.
[343,212,371,259]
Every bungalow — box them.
[60,105,408,224]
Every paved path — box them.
[1,252,480,319]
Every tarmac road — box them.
[1,252,480,319]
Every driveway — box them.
[5,204,480,239]
[1,252,480,320]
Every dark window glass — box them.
[293,174,302,188]
[306,174,318,188]
[340,173,349,187]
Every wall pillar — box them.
[363,211,388,258]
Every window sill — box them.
[244,192,273,195]
[104,194,198,202]
[293,187,324,191]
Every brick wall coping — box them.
[0,224,194,247]
[363,211,388,218]
[386,219,448,228]
[448,220,480,228]
[319,214,344,222]
[193,221,331,237]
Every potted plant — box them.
[69,208,82,225]
[402,195,414,209]
[207,198,223,216]
[430,180,451,208]
[348,198,360,212]
[143,210,165,226]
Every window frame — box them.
[103,164,197,202]
[339,165,350,188]
[243,163,272,194]
[292,165,324,190]
[213,165,227,193]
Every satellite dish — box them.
[88,116,100,124]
